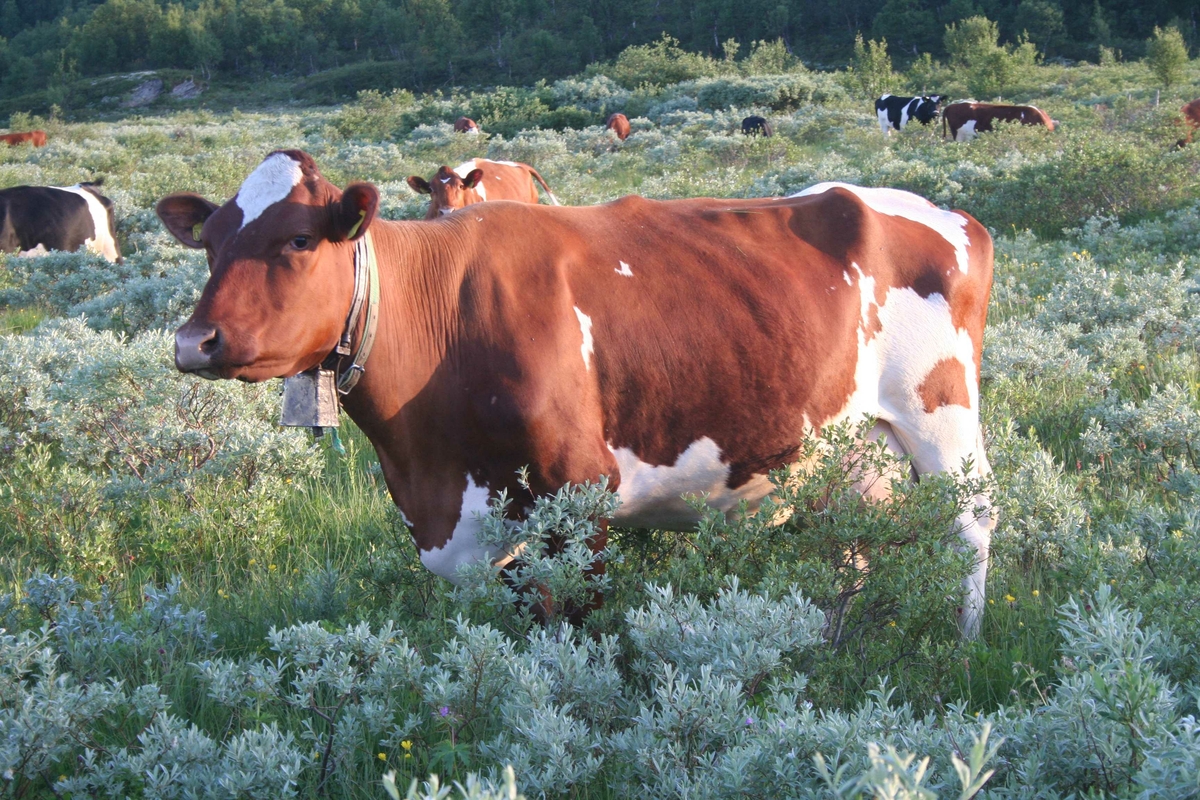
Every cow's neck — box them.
[337,219,466,447]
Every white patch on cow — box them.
[899,99,915,130]
[419,475,518,583]
[615,260,634,277]
[440,177,452,184]
[791,182,971,274]
[17,243,48,257]
[877,106,891,135]
[235,152,303,230]
[474,183,487,201]
[492,160,522,168]
[956,119,978,142]
[55,185,119,262]
[452,160,478,178]
[825,278,993,635]
[574,306,594,369]
[842,270,852,286]
[608,437,774,529]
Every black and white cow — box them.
[876,94,943,135]
[0,182,121,262]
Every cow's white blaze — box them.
[236,153,302,230]
[56,185,119,262]
[956,119,978,142]
[791,182,971,274]
[574,306,594,369]
[609,437,774,528]
[419,475,517,583]
[615,260,634,277]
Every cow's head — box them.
[156,150,378,382]
[916,95,943,124]
[407,165,484,219]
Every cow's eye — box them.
[290,235,310,250]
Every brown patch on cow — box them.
[606,113,631,141]
[863,303,883,341]
[917,358,971,413]
[453,116,479,133]
[1178,99,1200,148]
[0,130,47,147]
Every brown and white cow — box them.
[157,151,997,635]
[606,113,631,141]
[942,101,1054,141]
[406,159,559,219]
[1177,99,1200,148]
[0,130,47,147]
[453,116,480,134]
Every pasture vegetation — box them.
[0,45,1199,799]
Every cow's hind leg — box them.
[885,407,996,638]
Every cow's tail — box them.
[942,112,947,140]
[528,167,560,206]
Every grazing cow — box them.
[1177,99,1200,148]
[942,101,1055,141]
[0,181,120,262]
[876,94,943,134]
[407,158,559,219]
[606,112,631,141]
[453,116,480,134]
[741,115,773,137]
[0,130,47,147]
[158,150,997,635]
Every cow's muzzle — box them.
[175,323,221,377]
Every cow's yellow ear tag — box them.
[192,222,203,242]
[347,210,366,239]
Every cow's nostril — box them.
[199,329,220,355]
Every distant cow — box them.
[0,181,120,262]
[453,116,480,134]
[741,116,773,137]
[1177,99,1200,148]
[942,102,1055,141]
[407,158,559,219]
[876,94,942,134]
[0,130,47,147]
[606,113,631,141]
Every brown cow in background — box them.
[1177,99,1200,148]
[453,116,480,134]
[606,113,631,141]
[0,130,47,147]
[943,102,1054,141]
[407,158,559,218]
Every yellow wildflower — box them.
[1032,590,1039,598]
[1004,594,1016,603]
[268,564,277,572]
[378,753,387,762]
[248,559,257,567]
[401,741,413,751]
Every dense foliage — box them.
[0,53,1198,798]
[0,0,1196,110]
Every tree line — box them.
[0,0,1194,102]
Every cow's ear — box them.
[406,175,431,195]
[156,193,219,249]
[462,169,484,189]
[338,182,379,241]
